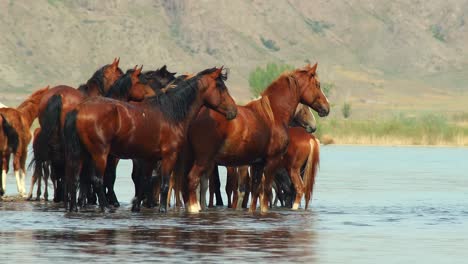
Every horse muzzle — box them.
[226,109,237,120]
[306,125,316,133]
[318,107,329,117]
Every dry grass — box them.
[315,113,468,147]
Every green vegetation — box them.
[321,82,334,98]
[341,102,351,119]
[260,36,280,51]
[248,63,294,97]
[315,113,468,146]
[430,24,445,42]
[305,19,333,35]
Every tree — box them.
[248,63,294,97]
[342,102,351,119]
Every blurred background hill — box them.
[1,0,468,144]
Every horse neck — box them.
[17,102,39,128]
[262,76,300,126]
[79,82,104,97]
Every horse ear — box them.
[161,65,167,72]
[115,57,120,68]
[212,67,223,78]
[310,63,318,75]
[137,65,143,75]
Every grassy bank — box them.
[315,113,468,146]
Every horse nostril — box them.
[226,110,237,120]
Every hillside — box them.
[1,0,467,116]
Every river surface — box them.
[0,146,467,263]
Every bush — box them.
[260,37,280,51]
[248,63,294,97]
[342,102,351,119]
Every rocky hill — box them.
[1,0,467,115]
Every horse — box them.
[219,104,317,209]
[175,63,329,213]
[28,65,173,202]
[275,128,320,210]
[63,67,237,212]
[31,58,123,202]
[101,66,178,207]
[0,86,50,197]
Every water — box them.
[1,146,467,263]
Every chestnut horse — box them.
[63,67,237,212]
[176,63,329,213]
[277,128,320,210]
[219,103,318,209]
[28,66,155,201]
[0,87,50,196]
[31,58,123,202]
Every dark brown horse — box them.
[0,87,50,196]
[31,59,123,202]
[63,67,237,212]
[176,63,329,213]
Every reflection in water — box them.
[1,205,317,263]
[1,146,468,263]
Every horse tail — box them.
[35,94,62,161]
[173,140,194,207]
[1,114,19,153]
[63,110,81,209]
[303,136,320,210]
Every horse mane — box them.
[247,96,274,123]
[261,71,299,99]
[145,67,227,122]
[105,71,133,100]
[78,64,124,95]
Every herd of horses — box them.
[0,58,330,213]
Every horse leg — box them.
[13,151,24,197]
[186,162,208,213]
[213,167,223,206]
[0,154,4,196]
[249,164,264,212]
[90,154,109,212]
[289,167,305,210]
[27,167,39,201]
[35,170,42,201]
[104,156,120,207]
[241,170,250,209]
[43,164,50,201]
[200,171,209,210]
[260,158,282,213]
[159,153,178,213]
[20,148,28,197]
[131,159,141,211]
[208,168,215,208]
[225,167,234,208]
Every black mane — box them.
[140,65,177,91]
[146,67,228,122]
[105,70,133,100]
[78,64,124,95]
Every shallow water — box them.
[1,146,467,263]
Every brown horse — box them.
[279,128,320,210]
[63,67,237,212]
[28,65,160,202]
[0,87,50,196]
[31,59,123,202]
[176,63,329,213]
[218,103,318,209]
